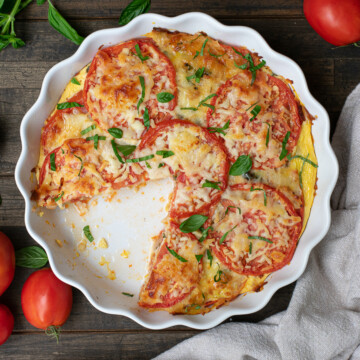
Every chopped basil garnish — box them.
[187,67,205,83]
[137,76,145,112]
[166,246,187,262]
[250,186,267,206]
[125,154,154,163]
[248,104,261,122]
[298,153,310,188]
[50,153,56,171]
[225,206,241,215]
[145,161,151,169]
[54,191,64,202]
[198,226,213,243]
[122,292,134,297]
[182,93,217,111]
[156,150,174,158]
[208,49,225,58]
[81,124,96,136]
[279,131,291,160]
[118,0,151,26]
[108,128,123,139]
[57,102,84,110]
[116,144,136,157]
[214,268,223,282]
[287,154,318,168]
[232,47,266,85]
[73,154,83,176]
[156,92,174,103]
[83,225,94,242]
[229,155,252,176]
[248,235,273,244]
[202,180,221,190]
[265,122,271,147]
[207,249,213,267]
[190,34,202,43]
[195,254,203,262]
[71,77,80,85]
[143,107,150,130]
[249,241,252,254]
[134,43,149,62]
[193,38,208,59]
[207,120,230,135]
[219,225,237,245]
[111,139,124,163]
[158,162,165,168]
[179,214,208,233]
[61,148,64,154]
[86,134,106,150]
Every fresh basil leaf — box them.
[48,0,84,45]
[229,155,252,176]
[287,154,318,168]
[15,246,48,269]
[225,206,241,215]
[187,67,205,83]
[134,43,149,62]
[234,61,248,70]
[156,150,174,158]
[116,144,136,157]
[249,241,252,254]
[73,154,83,176]
[122,292,134,297]
[137,76,145,111]
[108,128,123,139]
[198,226,213,243]
[156,92,174,103]
[111,139,124,163]
[195,254,203,262]
[250,186,267,206]
[50,152,56,171]
[219,225,237,245]
[166,246,187,262]
[71,77,80,85]
[125,154,154,163]
[179,214,208,233]
[248,235,273,243]
[249,104,261,122]
[202,179,221,190]
[145,161,151,169]
[207,249,213,267]
[54,191,64,202]
[199,93,217,106]
[83,225,94,242]
[57,102,84,110]
[143,107,150,129]
[265,122,270,147]
[208,49,225,58]
[118,0,151,26]
[279,131,291,160]
[80,124,96,136]
[207,120,230,135]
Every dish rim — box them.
[15,12,339,330]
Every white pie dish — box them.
[15,12,338,330]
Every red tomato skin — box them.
[21,268,72,330]
[0,232,15,296]
[0,304,14,346]
[303,0,360,46]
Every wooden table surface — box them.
[0,0,358,358]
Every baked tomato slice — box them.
[84,39,177,141]
[136,119,229,218]
[35,138,145,208]
[138,223,204,309]
[40,91,91,164]
[210,183,302,276]
[207,72,303,169]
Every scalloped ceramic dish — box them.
[15,12,338,330]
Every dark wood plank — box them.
[16,0,304,20]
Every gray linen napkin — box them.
[155,84,360,360]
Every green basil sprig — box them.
[48,0,84,45]
[179,215,208,233]
[119,0,151,26]
[229,155,252,176]
[15,246,48,269]
[116,144,136,157]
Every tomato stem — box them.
[45,325,61,343]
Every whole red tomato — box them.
[0,232,15,296]
[0,304,14,346]
[303,0,360,46]
[21,268,72,340]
